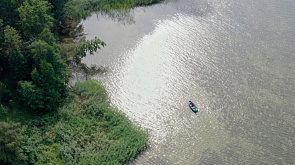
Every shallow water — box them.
[81,0,295,164]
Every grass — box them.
[0,79,148,164]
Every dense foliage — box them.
[0,0,70,111]
[0,82,12,104]
[18,60,67,111]
[0,122,24,165]
[0,0,22,27]
[2,80,148,164]
[19,0,54,38]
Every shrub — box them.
[0,122,25,165]
[18,60,67,111]
[19,79,148,164]
[0,82,12,104]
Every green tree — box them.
[0,19,7,72]
[38,28,57,48]
[17,28,70,112]
[4,25,23,55]
[74,37,106,63]
[32,28,71,81]
[48,0,69,22]
[31,60,66,100]
[0,122,25,165]
[18,60,67,111]
[18,0,54,38]
[0,82,12,104]
[0,25,23,74]
[17,81,39,109]
[31,40,50,65]
[9,49,26,81]
[0,19,3,49]
[0,0,22,27]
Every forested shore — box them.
[0,0,162,164]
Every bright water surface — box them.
[80,0,295,164]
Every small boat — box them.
[189,101,199,113]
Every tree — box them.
[18,60,67,111]
[0,0,21,27]
[0,122,25,165]
[0,19,7,72]
[0,19,3,49]
[1,24,23,74]
[18,0,54,38]
[0,82,12,104]
[74,37,106,63]
[17,27,70,112]
[4,25,23,55]
[38,28,57,48]
[9,49,26,81]
[31,60,66,98]
[17,81,40,109]
[48,0,69,23]
[32,28,71,81]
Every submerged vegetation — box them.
[64,0,164,23]
[0,0,162,164]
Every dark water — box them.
[81,0,295,164]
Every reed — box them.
[17,79,148,164]
[64,0,164,21]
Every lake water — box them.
[80,0,295,164]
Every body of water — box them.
[80,0,295,164]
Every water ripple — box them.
[82,0,295,164]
